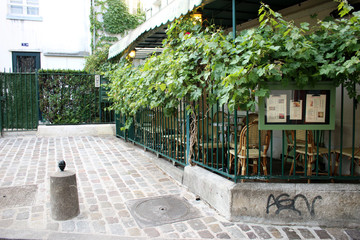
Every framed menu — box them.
[259,82,335,130]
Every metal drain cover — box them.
[126,195,202,228]
[0,185,37,209]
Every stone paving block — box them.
[226,226,246,239]
[61,221,75,232]
[315,229,332,239]
[173,222,188,233]
[188,219,207,231]
[283,227,301,239]
[159,224,175,233]
[16,211,29,220]
[2,209,16,219]
[144,228,160,238]
[209,223,223,233]
[127,227,142,236]
[198,230,215,239]
[298,228,315,239]
[76,221,91,233]
[345,229,360,240]
[267,226,283,239]
[108,223,126,235]
[217,232,231,239]
[92,220,106,234]
[326,228,352,240]
[0,219,13,228]
[238,223,251,232]
[252,225,272,239]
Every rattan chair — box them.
[333,147,360,176]
[284,130,307,163]
[290,130,331,182]
[228,120,271,179]
[197,117,225,166]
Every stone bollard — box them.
[50,160,80,220]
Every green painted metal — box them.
[258,82,336,130]
[37,72,114,125]
[0,72,38,131]
[115,82,359,182]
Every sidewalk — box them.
[0,134,359,240]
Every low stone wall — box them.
[183,165,360,228]
[37,124,115,137]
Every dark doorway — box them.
[12,52,40,72]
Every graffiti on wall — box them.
[266,194,322,217]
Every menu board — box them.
[259,84,335,130]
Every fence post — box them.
[186,110,190,165]
[35,70,40,127]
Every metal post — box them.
[232,0,236,40]
[186,109,190,165]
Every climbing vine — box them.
[86,0,144,72]
[106,1,360,120]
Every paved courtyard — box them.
[0,134,359,239]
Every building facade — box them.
[0,0,91,72]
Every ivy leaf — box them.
[159,83,166,91]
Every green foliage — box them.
[38,70,99,124]
[84,45,110,73]
[107,1,360,122]
[103,0,144,34]
[88,0,145,73]
[90,0,144,50]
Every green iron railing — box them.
[116,85,360,182]
[38,72,114,125]
[0,71,114,131]
[0,72,38,131]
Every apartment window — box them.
[8,0,42,21]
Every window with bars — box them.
[8,0,41,21]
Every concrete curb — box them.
[37,124,115,137]
[182,165,360,228]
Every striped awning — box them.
[108,0,203,59]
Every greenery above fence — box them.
[107,2,360,121]
[38,70,103,124]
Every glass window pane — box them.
[27,0,39,5]
[27,6,39,15]
[10,5,23,14]
[10,0,23,4]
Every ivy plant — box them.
[106,1,360,160]
[86,0,145,73]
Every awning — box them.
[108,0,204,59]
[108,0,309,59]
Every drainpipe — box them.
[232,0,236,40]
[91,0,96,52]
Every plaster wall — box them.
[0,0,91,71]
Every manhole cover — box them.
[0,185,37,209]
[126,195,202,228]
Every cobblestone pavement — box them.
[0,135,359,240]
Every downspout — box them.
[91,0,96,53]
[232,0,236,40]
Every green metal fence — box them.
[116,85,360,182]
[38,72,114,125]
[0,71,114,131]
[0,72,39,131]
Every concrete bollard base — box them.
[50,170,80,221]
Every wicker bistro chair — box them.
[284,130,307,163]
[228,113,258,149]
[290,130,331,182]
[333,147,360,176]
[228,120,271,178]
[190,116,226,166]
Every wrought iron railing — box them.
[116,85,360,182]
[0,71,114,131]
